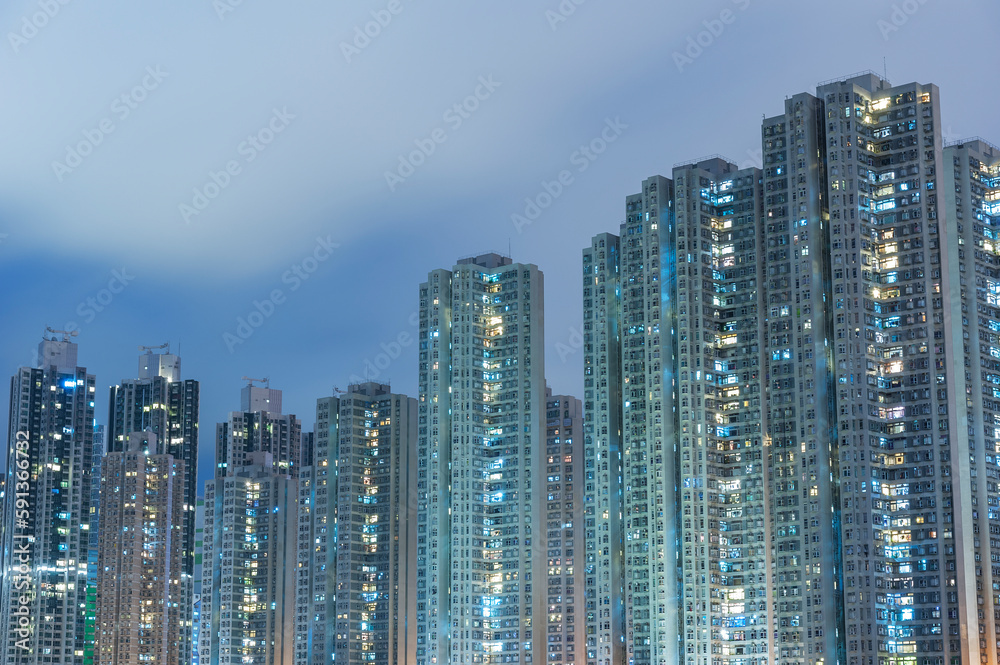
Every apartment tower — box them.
[295,382,418,665]
[0,334,97,665]
[545,389,586,665]
[94,432,185,665]
[201,453,297,665]
[215,381,300,478]
[107,347,200,665]
[415,253,547,665]
[940,137,1000,663]
[582,232,625,665]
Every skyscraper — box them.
[201,452,297,665]
[673,159,768,665]
[544,389,585,665]
[582,232,625,665]
[215,380,301,478]
[192,498,205,665]
[295,382,418,665]
[584,72,1000,665]
[415,253,547,665]
[585,165,767,665]
[85,423,106,665]
[940,137,1000,664]
[107,347,199,665]
[201,382,301,665]
[1,333,97,665]
[788,74,951,665]
[761,86,843,665]
[94,432,185,665]
[584,175,680,665]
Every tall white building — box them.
[193,498,205,665]
[107,348,200,665]
[215,382,301,478]
[544,389,585,665]
[581,233,625,665]
[94,432,185,665]
[785,74,951,665]
[201,452,297,665]
[0,334,97,665]
[672,159,768,665]
[941,137,1000,663]
[295,382,418,665]
[415,253,547,665]
[201,383,301,665]
[582,72,1000,665]
[584,176,680,665]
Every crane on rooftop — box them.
[44,327,78,342]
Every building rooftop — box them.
[456,252,512,269]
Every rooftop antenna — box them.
[45,326,78,342]
[138,342,170,353]
[883,57,887,82]
[242,376,270,388]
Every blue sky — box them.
[1,0,998,484]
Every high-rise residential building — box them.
[584,72,1000,665]
[544,389,585,665]
[107,347,199,665]
[940,137,1000,664]
[85,424,106,665]
[581,232,625,665]
[673,159,768,665]
[192,498,205,665]
[295,382,418,665]
[760,87,843,665]
[201,382,300,665]
[792,74,953,665]
[0,334,97,665]
[415,253,547,665]
[215,381,301,478]
[620,175,679,665]
[94,432,185,665]
[585,165,766,665]
[584,175,679,665]
[201,452,297,665]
